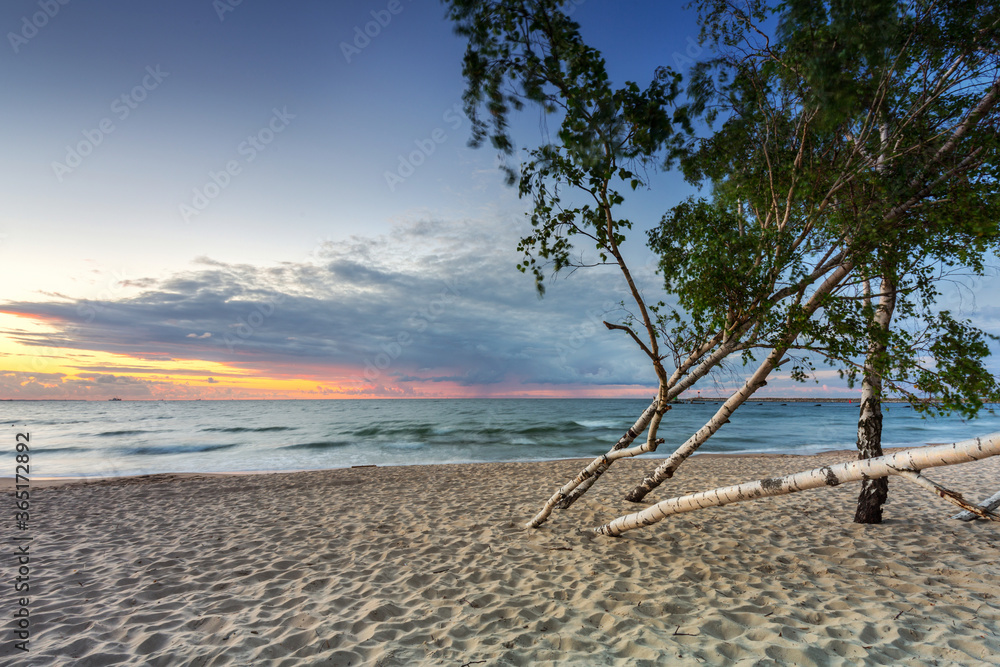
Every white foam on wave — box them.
[383,441,426,451]
[574,419,619,429]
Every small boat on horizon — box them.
[109,397,122,401]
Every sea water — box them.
[4,399,1000,479]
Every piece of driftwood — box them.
[891,469,1000,521]
[951,489,1000,521]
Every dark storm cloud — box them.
[1,218,659,390]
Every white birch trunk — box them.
[525,396,660,528]
[556,397,659,510]
[624,263,855,502]
[855,274,896,523]
[892,469,1000,521]
[623,347,779,501]
[951,489,1000,521]
[528,326,760,527]
[596,433,1000,536]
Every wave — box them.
[281,440,352,451]
[26,419,88,426]
[33,446,92,453]
[465,422,575,438]
[349,415,633,437]
[573,419,622,429]
[126,443,240,456]
[200,426,298,433]
[473,426,508,436]
[383,441,426,450]
[96,429,155,437]
[354,423,442,439]
[515,420,619,435]
[348,418,631,444]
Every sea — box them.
[5,399,1000,479]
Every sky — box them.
[1,0,997,401]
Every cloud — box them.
[1,216,661,394]
[0,370,160,399]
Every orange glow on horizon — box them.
[0,315,655,400]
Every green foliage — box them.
[445,1,687,183]
[447,0,1000,416]
[648,198,780,334]
[918,312,1000,417]
[666,0,1000,414]
[775,0,899,128]
[445,0,689,293]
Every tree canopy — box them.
[665,0,1000,417]
[444,0,1000,521]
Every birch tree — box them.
[624,0,1000,503]
[445,0,778,524]
[853,275,895,524]
[445,0,1000,529]
[773,0,1000,523]
[446,0,875,524]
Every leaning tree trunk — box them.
[555,397,660,510]
[623,263,855,502]
[525,390,667,528]
[597,433,1000,536]
[527,326,753,528]
[623,347,779,501]
[855,274,896,524]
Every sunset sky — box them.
[2,0,998,400]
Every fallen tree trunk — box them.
[891,469,1000,521]
[596,433,1000,536]
[951,489,1000,521]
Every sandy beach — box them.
[5,451,1000,666]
